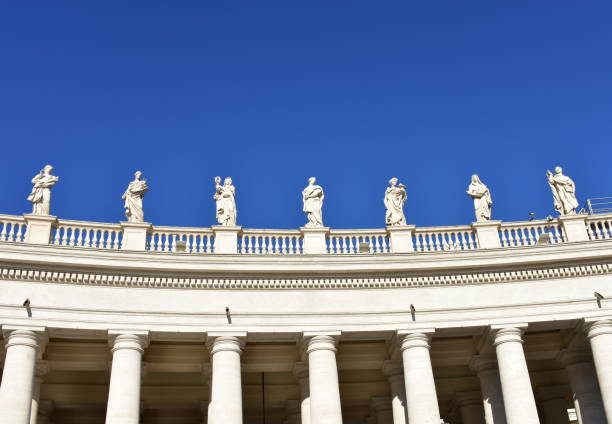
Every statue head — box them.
[471,174,480,183]
[134,171,142,180]
[42,165,53,174]
[554,166,563,174]
[214,176,221,185]
[224,177,232,186]
[308,177,316,185]
[389,177,398,186]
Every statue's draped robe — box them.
[27,173,59,215]
[122,180,148,222]
[548,174,578,215]
[216,185,237,226]
[302,185,324,227]
[384,186,407,225]
[467,181,492,222]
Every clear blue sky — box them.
[1,2,610,229]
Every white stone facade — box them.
[0,213,611,423]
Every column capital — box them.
[382,359,403,376]
[557,348,593,367]
[585,319,612,340]
[371,396,392,412]
[108,330,149,354]
[206,332,246,355]
[535,385,570,402]
[397,329,434,351]
[303,333,340,355]
[469,354,498,373]
[490,325,527,347]
[2,325,47,352]
[293,361,308,379]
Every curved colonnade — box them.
[0,213,611,424]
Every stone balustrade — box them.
[1,212,611,254]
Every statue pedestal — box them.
[558,215,589,242]
[212,226,241,254]
[24,214,57,245]
[387,225,416,253]
[300,227,329,254]
[120,222,151,251]
[471,220,502,249]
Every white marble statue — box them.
[546,166,578,215]
[122,171,148,223]
[466,174,492,222]
[302,177,324,228]
[384,178,407,226]
[27,165,59,215]
[214,176,237,226]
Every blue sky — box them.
[1,1,610,229]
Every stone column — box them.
[304,332,343,424]
[452,392,485,424]
[30,360,50,424]
[535,386,570,424]
[491,326,539,424]
[398,329,441,424]
[294,361,311,424]
[470,355,507,424]
[371,397,394,424]
[105,331,149,424]
[382,360,407,424]
[207,333,246,424]
[586,319,612,421]
[0,326,46,424]
[558,348,606,424]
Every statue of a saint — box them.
[214,176,237,226]
[466,174,492,222]
[546,166,578,215]
[384,178,407,226]
[302,177,324,228]
[122,171,148,222]
[27,165,59,215]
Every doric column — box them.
[36,400,53,424]
[452,392,485,424]
[469,355,507,424]
[535,386,570,424]
[558,348,606,424]
[304,332,343,424]
[491,326,539,424]
[586,319,612,421]
[0,326,47,424]
[294,361,311,424]
[382,360,407,424]
[371,397,394,424]
[207,333,246,424]
[30,360,50,424]
[398,329,441,424]
[105,330,149,424]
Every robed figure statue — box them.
[122,171,148,222]
[466,174,492,222]
[546,167,578,215]
[302,177,324,227]
[384,178,407,226]
[214,176,237,226]
[27,165,59,215]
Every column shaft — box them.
[383,360,407,424]
[105,332,148,424]
[400,332,441,424]
[306,335,343,424]
[470,355,506,424]
[294,362,311,424]
[492,327,539,424]
[587,320,612,422]
[0,329,44,424]
[208,336,244,424]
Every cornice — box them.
[0,259,611,290]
